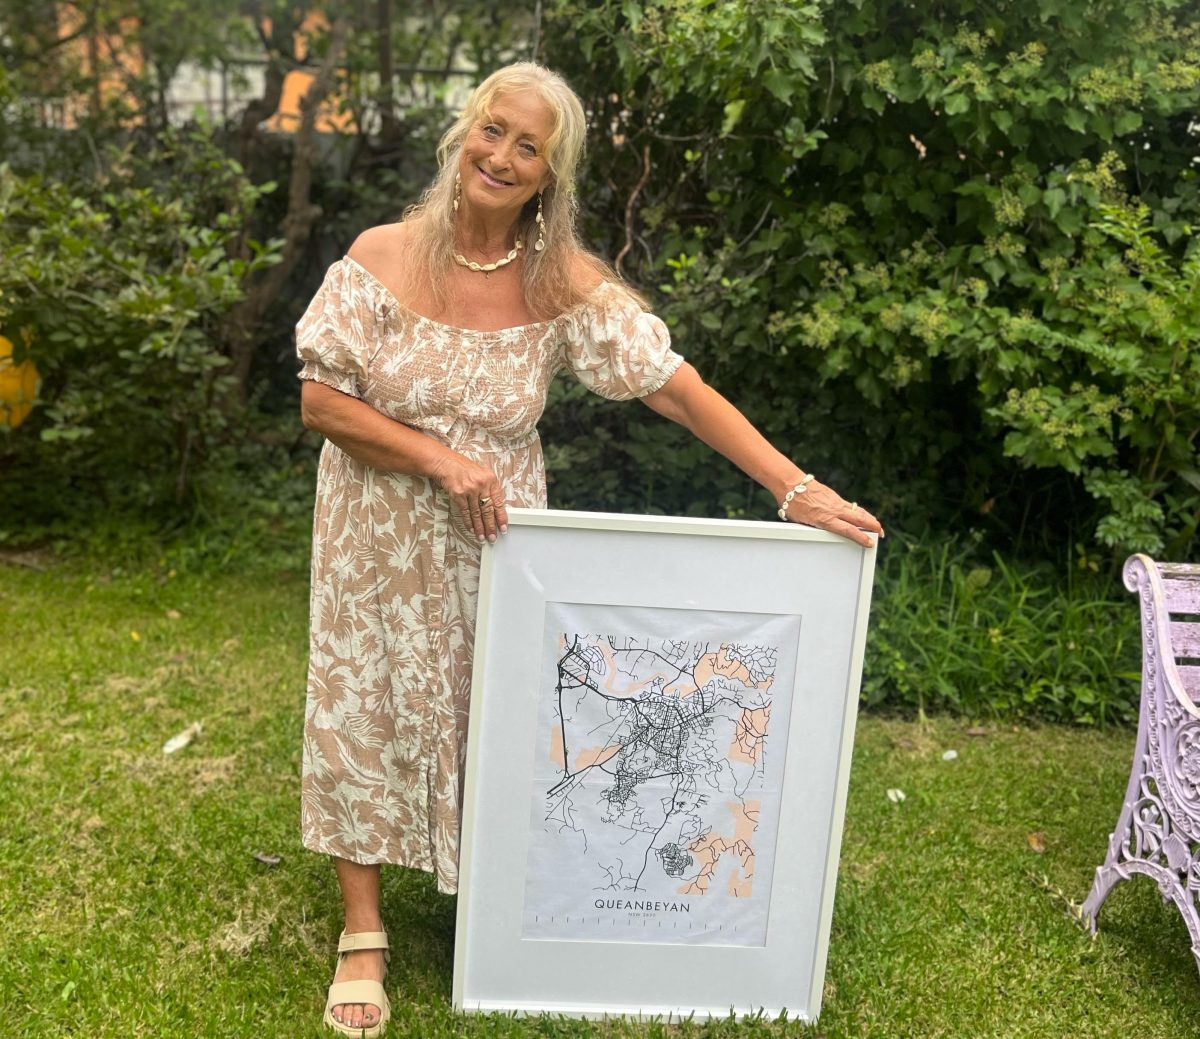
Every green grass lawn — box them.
[2,556,1198,1038]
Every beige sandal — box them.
[323,930,391,1038]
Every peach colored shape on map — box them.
[730,705,772,764]
[692,645,776,698]
[549,725,566,768]
[676,800,760,898]
[573,744,621,771]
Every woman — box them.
[297,62,882,1036]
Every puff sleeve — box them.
[560,282,685,401]
[295,259,376,398]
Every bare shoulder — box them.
[347,221,412,270]
[566,250,652,314]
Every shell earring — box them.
[453,171,461,213]
[534,191,546,252]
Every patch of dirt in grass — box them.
[120,748,240,792]
[192,753,239,790]
[102,660,198,698]
[0,705,41,759]
[214,906,279,956]
[204,873,298,961]
[884,725,943,757]
[280,914,328,960]
[76,814,106,845]
[843,850,888,883]
[0,547,57,571]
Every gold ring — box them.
[479,496,492,506]
[851,502,859,511]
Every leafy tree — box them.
[543,0,1200,555]
[0,0,540,531]
[0,131,281,524]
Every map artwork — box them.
[521,610,798,947]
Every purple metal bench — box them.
[1082,555,1200,969]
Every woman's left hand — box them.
[779,477,883,549]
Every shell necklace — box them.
[453,237,523,277]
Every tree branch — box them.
[223,16,350,398]
[234,5,298,161]
[615,143,652,278]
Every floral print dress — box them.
[295,256,685,893]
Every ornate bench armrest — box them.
[1125,554,1200,722]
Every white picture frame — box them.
[453,508,877,1022]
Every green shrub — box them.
[864,536,1142,724]
[3,412,320,578]
[0,126,282,530]
[545,0,1200,557]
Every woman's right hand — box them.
[430,451,509,542]
[778,475,883,548]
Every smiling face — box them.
[457,90,556,222]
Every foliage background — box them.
[540,0,1200,561]
[1,0,1197,721]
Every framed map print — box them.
[453,508,877,1022]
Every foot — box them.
[329,946,387,1031]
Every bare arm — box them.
[639,362,883,547]
[300,380,509,540]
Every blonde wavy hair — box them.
[400,62,632,319]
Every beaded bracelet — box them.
[777,473,816,520]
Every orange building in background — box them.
[51,5,354,133]
[262,11,355,134]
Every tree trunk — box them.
[86,0,101,122]
[231,3,297,167]
[223,17,350,400]
[377,0,398,142]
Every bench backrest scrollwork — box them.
[1125,555,1200,845]
[1126,555,1200,713]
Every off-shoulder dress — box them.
[295,256,685,893]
